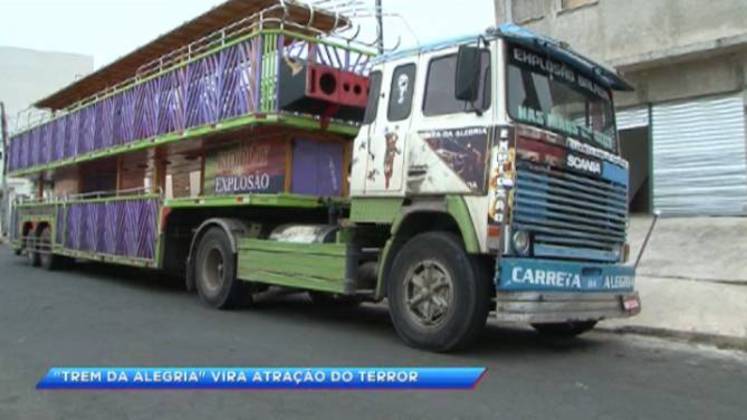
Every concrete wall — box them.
[495,0,747,107]
[495,0,747,65]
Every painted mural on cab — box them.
[419,126,489,192]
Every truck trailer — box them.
[5,0,640,351]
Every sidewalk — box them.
[602,216,747,349]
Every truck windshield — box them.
[506,44,617,153]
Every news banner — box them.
[36,367,487,390]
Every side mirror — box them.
[455,45,481,102]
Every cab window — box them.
[387,63,417,122]
[423,51,491,116]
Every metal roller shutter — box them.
[616,106,649,131]
[652,94,747,216]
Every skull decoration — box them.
[397,74,410,104]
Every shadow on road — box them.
[8,251,607,357]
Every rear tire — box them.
[194,227,252,309]
[38,226,64,271]
[387,232,491,352]
[532,321,597,338]
[26,234,40,267]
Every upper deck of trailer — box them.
[6,0,375,179]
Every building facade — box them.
[0,46,93,236]
[496,0,747,216]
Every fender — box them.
[185,218,254,292]
[373,196,481,300]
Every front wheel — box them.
[194,227,252,309]
[531,321,598,338]
[387,232,491,352]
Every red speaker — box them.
[279,61,369,122]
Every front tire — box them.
[194,227,252,309]
[387,232,491,352]
[532,321,597,338]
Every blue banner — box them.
[497,258,635,292]
[37,367,486,390]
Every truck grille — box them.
[513,161,628,262]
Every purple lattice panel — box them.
[136,200,157,259]
[40,124,52,165]
[65,204,82,250]
[103,201,120,255]
[157,68,187,134]
[79,106,96,154]
[52,117,67,161]
[29,127,41,167]
[64,111,80,159]
[134,77,161,140]
[8,136,19,171]
[93,203,107,254]
[55,205,66,245]
[95,96,116,150]
[219,39,259,119]
[22,131,31,169]
[79,203,93,252]
[122,200,141,258]
[186,53,221,129]
[114,89,137,145]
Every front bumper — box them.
[494,258,641,323]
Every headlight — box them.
[512,230,531,256]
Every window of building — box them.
[387,63,417,122]
[560,0,598,11]
[422,51,491,117]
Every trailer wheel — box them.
[387,232,490,352]
[194,227,252,309]
[26,235,40,267]
[531,321,597,338]
[38,226,63,271]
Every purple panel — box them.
[115,89,137,144]
[93,203,107,253]
[186,53,220,128]
[115,201,128,256]
[56,206,65,245]
[53,117,66,161]
[123,200,141,257]
[220,40,257,119]
[65,111,80,158]
[158,68,186,134]
[135,77,161,139]
[65,204,81,249]
[136,200,157,259]
[103,202,119,255]
[29,128,40,167]
[291,139,344,197]
[23,132,31,169]
[95,97,116,150]
[79,107,96,154]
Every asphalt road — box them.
[1,248,745,420]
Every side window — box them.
[363,71,383,125]
[423,51,491,116]
[387,63,417,122]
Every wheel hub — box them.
[403,260,453,327]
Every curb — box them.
[598,325,747,352]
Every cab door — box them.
[406,46,495,195]
[363,60,418,195]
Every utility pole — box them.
[0,102,8,239]
[375,0,384,54]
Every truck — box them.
[4,0,640,351]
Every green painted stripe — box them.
[164,193,331,209]
[237,239,348,293]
